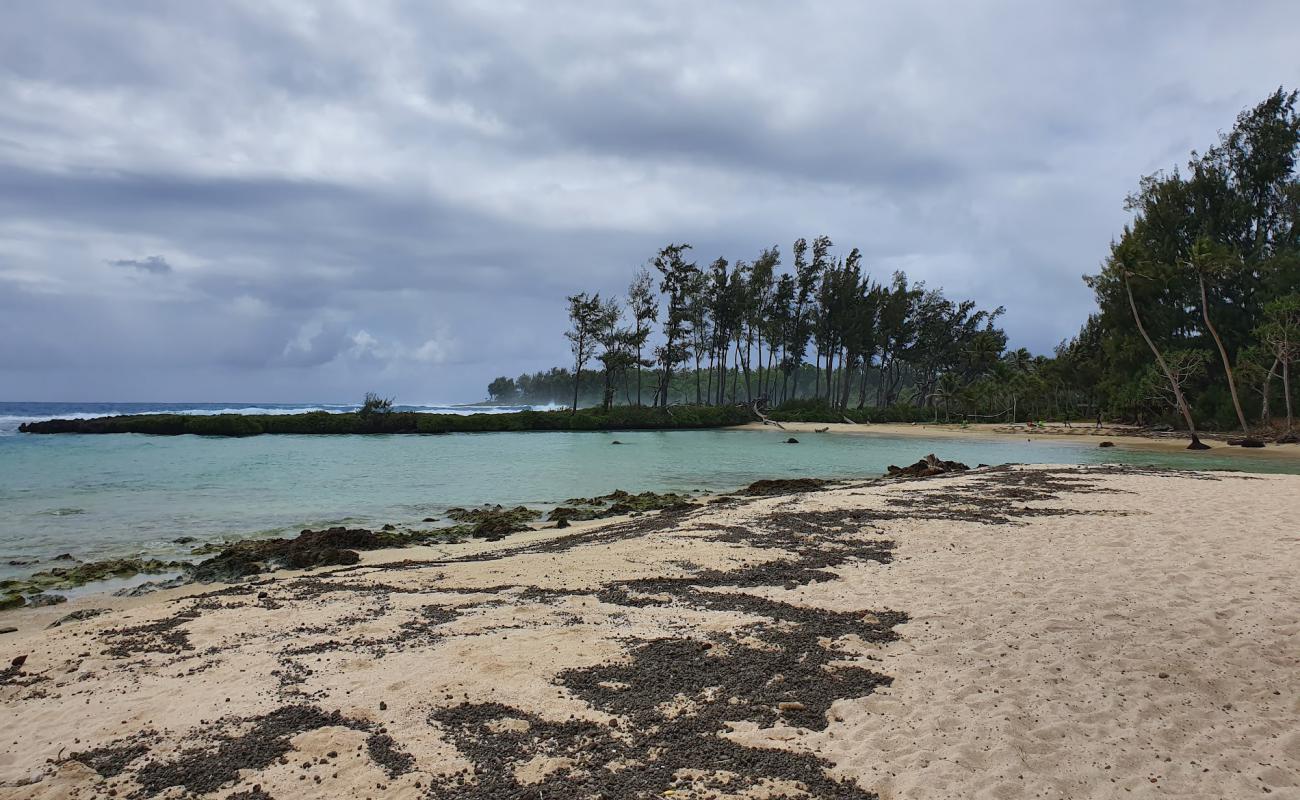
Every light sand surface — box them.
[737,420,1300,460]
[1,465,1297,799]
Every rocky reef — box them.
[741,477,832,496]
[189,527,423,583]
[443,505,542,540]
[2,557,186,609]
[546,490,697,524]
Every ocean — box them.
[1,401,1294,586]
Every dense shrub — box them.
[18,405,755,437]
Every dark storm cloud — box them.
[0,1,1297,401]
[108,255,172,274]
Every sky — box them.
[1,2,1298,403]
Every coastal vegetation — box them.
[16,93,1300,445]
[18,403,753,436]
[492,90,1300,443]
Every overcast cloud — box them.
[1,1,1297,402]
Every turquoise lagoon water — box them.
[3,414,1298,582]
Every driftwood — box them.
[885,453,970,479]
[750,403,786,431]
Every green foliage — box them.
[487,376,518,402]
[358,392,395,416]
[20,405,754,437]
[1084,88,1300,430]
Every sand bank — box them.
[2,465,1297,798]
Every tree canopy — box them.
[491,89,1300,437]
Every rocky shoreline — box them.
[3,461,968,613]
[0,489,709,612]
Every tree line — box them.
[489,89,1300,440]
[491,240,1062,422]
[1083,88,1300,443]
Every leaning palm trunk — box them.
[1198,272,1251,436]
[1126,273,1208,449]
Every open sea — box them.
[2,401,1296,586]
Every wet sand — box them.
[1,465,1297,799]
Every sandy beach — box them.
[738,420,1300,460]
[2,464,1297,799]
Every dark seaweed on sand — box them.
[68,465,1181,799]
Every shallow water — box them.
[2,421,1296,581]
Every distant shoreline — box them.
[740,419,1300,459]
[16,405,753,436]
[19,406,1300,460]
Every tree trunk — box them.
[1127,273,1207,449]
[1261,357,1278,425]
[730,341,741,403]
[748,326,759,400]
[635,345,643,407]
[1198,272,1250,436]
[1284,358,1294,433]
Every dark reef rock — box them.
[1227,437,1265,448]
[547,490,696,524]
[1098,441,1115,447]
[784,437,800,444]
[114,577,189,597]
[48,608,110,628]
[25,593,67,607]
[191,527,393,583]
[741,478,831,496]
[886,454,970,479]
[1,558,184,596]
[445,505,542,540]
